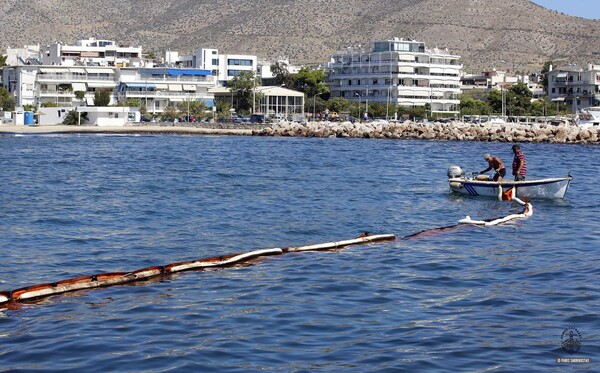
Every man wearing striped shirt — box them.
[512,144,527,181]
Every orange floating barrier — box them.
[12,283,58,301]
[0,234,394,308]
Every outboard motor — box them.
[447,165,464,179]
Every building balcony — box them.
[139,76,213,84]
[38,90,75,97]
[329,72,421,79]
[331,58,461,67]
[37,74,115,82]
[120,90,213,99]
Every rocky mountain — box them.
[1,0,599,72]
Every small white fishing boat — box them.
[447,166,572,200]
[576,107,600,129]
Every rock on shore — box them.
[253,120,600,144]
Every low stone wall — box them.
[252,120,600,144]
[3,121,598,144]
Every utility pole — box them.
[252,69,256,114]
[355,92,361,121]
[501,87,506,118]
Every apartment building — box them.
[547,64,600,111]
[170,48,257,86]
[40,38,143,68]
[2,64,215,114]
[118,68,215,113]
[327,38,462,115]
[1,37,219,113]
[2,65,117,107]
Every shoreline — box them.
[1,120,598,144]
[0,124,254,136]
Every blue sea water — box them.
[0,134,598,372]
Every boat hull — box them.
[448,176,572,199]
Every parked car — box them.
[229,114,247,123]
[250,114,266,123]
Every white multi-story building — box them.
[328,38,462,115]
[217,53,257,84]
[547,64,600,111]
[172,48,257,86]
[40,38,143,67]
[460,69,521,90]
[117,68,215,113]
[2,65,118,107]
[2,65,215,114]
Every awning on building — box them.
[155,83,169,90]
[69,68,87,74]
[85,68,115,74]
[168,84,183,91]
[39,67,65,73]
[556,72,568,78]
[87,82,116,88]
[71,83,87,91]
[551,97,566,102]
[166,69,211,76]
[182,84,197,91]
[86,97,94,105]
[139,68,212,76]
[169,98,184,102]
[201,98,214,108]
[125,82,156,89]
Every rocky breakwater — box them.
[253,120,600,144]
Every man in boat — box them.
[480,154,506,181]
[511,144,527,181]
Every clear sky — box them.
[530,0,600,20]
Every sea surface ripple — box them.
[0,134,598,372]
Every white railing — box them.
[140,76,212,83]
[37,74,115,82]
[121,91,211,98]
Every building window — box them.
[227,59,253,66]
[228,70,242,76]
[212,59,218,65]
